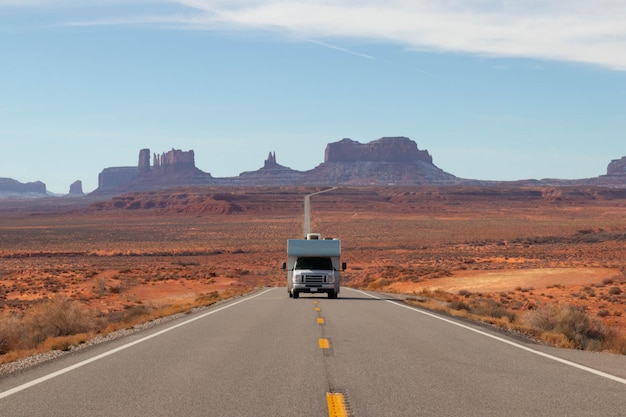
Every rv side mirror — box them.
[342,262,347,271]
[281,262,286,270]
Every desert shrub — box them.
[583,287,596,297]
[93,278,108,297]
[449,301,470,312]
[523,304,610,350]
[471,298,516,321]
[0,312,24,354]
[20,297,95,347]
[195,291,220,305]
[0,298,96,353]
[118,305,152,324]
[608,286,622,295]
[108,285,123,294]
[367,278,390,290]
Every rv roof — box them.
[287,239,341,257]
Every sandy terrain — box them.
[398,267,620,294]
[1,185,625,337]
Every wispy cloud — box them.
[174,0,626,70]
[5,0,626,71]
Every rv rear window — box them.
[296,257,333,270]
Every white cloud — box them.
[171,0,626,70]
[5,0,626,70]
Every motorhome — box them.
[282,233,346,299]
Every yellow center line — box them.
[315,307,321,312]
[327,392,349,417]
[319,338,330,349]
[317,317,325,324]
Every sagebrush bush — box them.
[20,297,96,348]
[608,286,622,295]
[523,304,610,350]
[0,312,23,355]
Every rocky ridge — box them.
[97,148,213,193]
[3,137,626,197]
[607,157,626,176]
[0,177,47,197]
[94,137,458,193]
[69,180,84,196]
[325,137,432,163]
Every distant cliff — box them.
[96,148,213,193]
[98,167,138,191]
[68,180,84,196]
[236,152,306,185]
[325,137,433,164]
[0,177,47,196]
[607,157,626,176]
[6,137,622,198]
[307,137,457,185]
[91,138,626,193]
[93,138,458,193]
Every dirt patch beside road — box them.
[393,268,621,294]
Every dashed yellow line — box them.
[319,338,330,349]
[327,392,349,417]
[315,307,321,312]
[317,317,325,324]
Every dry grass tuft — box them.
[0,297,95,355]
[522,304,610,351]
[523,304,625,353]
[0,288,252,365]
[406,292,626,354]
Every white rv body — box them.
[283,234,345,298]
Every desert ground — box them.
[1,185,625,353]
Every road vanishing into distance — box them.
[1,287,625,416]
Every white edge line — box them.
[350,289,626,386]
[0,288,275,400]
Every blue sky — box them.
[1,1,625,194]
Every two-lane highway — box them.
[1,287,625,416]
[317,289,625,416]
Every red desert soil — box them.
[1,185,625,334]
[395,267,619,294]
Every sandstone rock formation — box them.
[95,148,212,193]
[607,157,626,176]
[91,139,624,195]
[0,177,47,195]
[308,137,457,185]
[264,152,278,168]
[325,137,432,164]
[236,152,305,185]
[94,138,460,193]
[68,180,84,196]
[152,149,197,173]
[138,149,151,174]
[98,167,138,192]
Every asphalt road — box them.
[1,287,625,416]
